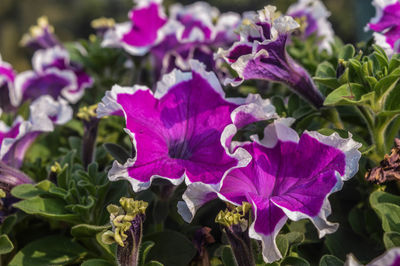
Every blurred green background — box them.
[0,0,374,71]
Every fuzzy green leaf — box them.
[0,234,14,254]
[13,196,80,223]
[8,236,87,266]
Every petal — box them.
[368,248,400,266]
[177,182,218,223]
[97,85,145,117]
[107,128,186,192]
[0,118,39,168]
[104,61,248,191]
[221,93,278,155]
[247,193,287,263]
[32,46,69,72]
[29,95,73,128]
[121,2,167,48]
[304,130,362,182]
[14,68,78,105]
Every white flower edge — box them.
[345,247,400,266]
[0,117,31,160]
[29,95,73,131]
[97,84,149,118]
[32,46,70,72]
[248,197,288,263]
[369,0,398,25]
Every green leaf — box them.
[81,259,114,266]
[370,191,400,233]
[324,83,371,106]
[71,224,111,238]
[0,234,14,254]
[140,241,156,265]
[374,69,400,98]
[144,262,164,266]
[13,196,80,223]
[276,235,289,257]
[35,180,57,192]
[221,246,238,266]
[348,205,365,236]
[372,45,389,69]
[314,61,340,90]
[284,232,305,246]
[271,96,287,116]
[280,256,310,266]
[0,215,17,235]
[313,77,340,90]
[339,44,355,60]
[11,184,45,200]
[319,255,344,266]
[103,143,131,164]
[8,235,87,266]
[383,231,400,249]
[389,57,400,73]
[143,230,197,266]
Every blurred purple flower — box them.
[367,0,400,55]
[20,16,61,51]
[17,18,93,105]
[0,96,72,168]
[0,57,16,112]
[97,61,258,192]
[217,6,325,108]
[150,2,240,82]
[14,46,92,105]
[287,0,334,53]
[102,0,168,55]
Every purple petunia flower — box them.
[150,2,240,82]
[346,248,400,266]
[102,0,168,56]
[13,46,92,106]
[0,96,72,168]
[367,0,400,55]
[0,56,16,112]
[180,119,361,263]
[97,61,276,192]
[287,0,335,53]
[217,6,325,108]
[20,16,61,51]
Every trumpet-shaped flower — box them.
[102,0,168,55]
[367,0,400,55]
[97,61,276,192]
[287,0,335,53]
[180,120,361,263]
[150,2,240,81]
[218,121,360,263]
[0,57,16,112]
[0,96,72,168]
[13,46,92,106]
[217,5,324,108]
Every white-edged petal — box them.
[97,84,150,117]
[304,130,362,182]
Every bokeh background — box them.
[0,0,374,71]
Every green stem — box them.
[374,114,400,157]
[386,115,400,149]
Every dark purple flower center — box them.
[168,139,192,160]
